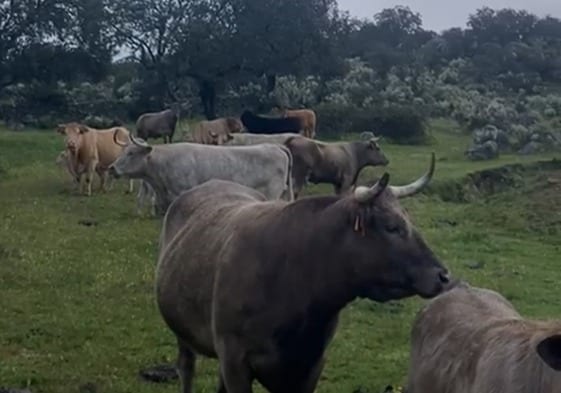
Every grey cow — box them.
[136,108,179,143]
[109,133,293,215]
[284,134,389,198]
[223,132,302,146]
[407,282,561,393]
[156,153,452,393]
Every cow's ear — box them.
[56,124,66,134]
[78,125,89,134]
[537,334,561,371]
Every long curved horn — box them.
[389,153,435,198]
[113,129,128,147]
[130,133,149,147]
[354,173,390,203]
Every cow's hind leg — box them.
[217,339,253,393]
[177,340,196,393]
[96,168,108,193]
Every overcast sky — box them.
[338,0,561,32]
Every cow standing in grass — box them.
[406,282,561,393]
[136,108,179,144]
[109,133,294,215]
[156,154,452,393]
[56,123,134,196]
[189,117,244,145]
[281,108,317,139]
[284,134,389,198]
[240,110,302,134]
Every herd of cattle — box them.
[51,108,561,392]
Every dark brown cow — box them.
[284,134,389,198]
[407,282,561,393]
[136,108,179,143]
[156,153,451,393]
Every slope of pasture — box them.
[1,124,561,393]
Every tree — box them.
[108,0,196,111]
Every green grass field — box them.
[1,121,561,393]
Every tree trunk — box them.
[199,80,217,120]
[266,73,277,93]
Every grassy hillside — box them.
[1,123,561,393]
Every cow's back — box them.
[226,132,301,146]
[95,127,130,167]
[407,284,561,393]
[136,110,176,137]
[156,180,269,356]
[149,143,292,204]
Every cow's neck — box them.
[348,143,370,174]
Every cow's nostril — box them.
[439,271,450,284]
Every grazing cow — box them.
[56,149,118,190]
[223,132,301,146]
[406,282,561,393]
[241,110,301,134]
[284,134,389,198]
[136,108,179,143]
[189,117,244,145]
[55,149,80,184]
[56,123,134,196]
[281,108,317,139]
[136,180,157,217]
[156,153,451,393]
[109,133,293,215]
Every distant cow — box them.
[55,149,80,184]
[109,133,293,215]
[223,132,301,146]
[136,108,179,143]
[281,108,317,139]
[136,180,157,217]
[241,110,301,134]
[284,134,389,198]
[56,123,134,196]
[407,282,561,393]
[155,153,451,393]
[189,117,244,145]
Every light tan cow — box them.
[406,282,561,393]
[188,117,244,145]
[281,108,317,139]
[56,149,118,190]
[56,123,133,196]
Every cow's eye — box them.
[385,224,401,234]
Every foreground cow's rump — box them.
[282,108,317,139]
[136,108,179,143]
[407,282,561,393]
[189,117,244,145]
[56,123,134,196]
[156,153,451,393]
[109,134,293,215]
[241,110,301,134]
[285,134,389,198]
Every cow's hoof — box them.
[139,364,178,383]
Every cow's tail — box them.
[278,145,294,202]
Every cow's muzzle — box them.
[108,165,120,178]
[415,267,452,299]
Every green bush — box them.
[315,102,428,144]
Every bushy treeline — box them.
[2,1,561,144]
